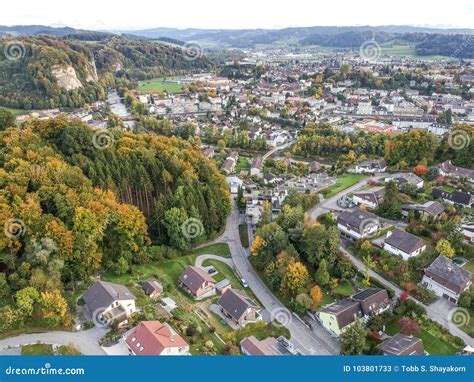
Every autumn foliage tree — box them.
[281,261,309,297]
[399,317,420,336]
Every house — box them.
[178,266,216,300]
[125,321,189,356]
[226,176,243,194]
[385,173,424,189]
[354,159,387,174]
[202,147,215,159]
[352,187,385,209]
[421,256,472,304]
[221,151,240,174]
[218,288,259,328]
[438,160,474,184]
[308,161,323,173]
[250,156,264,178]
[336,209,381,241]
[240,336,297,355]
[83,281,136,326]
[462,222,474,243]
[319,288,390,336]
[263,173,282,185]
[377,333,424,355]
[142,279,163,299]
[383,229,426,261]
[431,188,473,208]
[401,201,445,220]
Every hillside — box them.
[0,35,213,110]
[125,26,474,58]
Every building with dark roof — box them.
[178,266,216,300]
[218,289,259,328]
[377,333,424,355]
[438,160,474,184]
[432,188,473,208]
[421,256,472,304]
[82,281,136,326]
[319,288,390,336]
[383,229,426,261]
[337,209,381,241]
[354,159,387,174]
[401,201,445,219]
[353,187,385,209]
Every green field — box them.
[1,107,27,116]
[137,77,183,93]
[321,174,367,198]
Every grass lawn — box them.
[57,345,81,355]
[385,320,460,355]
[137,77,183,93]
[322,174,367,198]
[2,107,28,116]
[21,344,54,356]
[191,243,231,258]
[238,224,249,248]
[235,157,250,173]
[462,260,474,274]
[332,280,353,298]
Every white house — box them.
[83,281,137,326]
[336,209,381,241]
[383,229,426,261]
[354,159,387,174]
[352,187,385,209]
[421,256,472,304]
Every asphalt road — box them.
[214,202,340,355]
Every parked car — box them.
[241,278,249,288]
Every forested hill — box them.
[0,35,212,110]
[0,117,230,282]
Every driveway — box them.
[0,327,107,355]
[195,254,235,269]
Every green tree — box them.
[435,239,455,258]
[340,321,368,355]
[0,108,15,130]
[314,259,330,286]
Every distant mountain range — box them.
[1,24,474,58]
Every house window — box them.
[131,337,136,343]
[140,347,144,352]
[136,342,141,348]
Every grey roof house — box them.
[421,256,472,304]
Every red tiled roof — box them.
[125,321,188,355]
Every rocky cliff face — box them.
[51,65,83,90]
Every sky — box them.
[1,0,473,31]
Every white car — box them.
[241,278,249,288]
